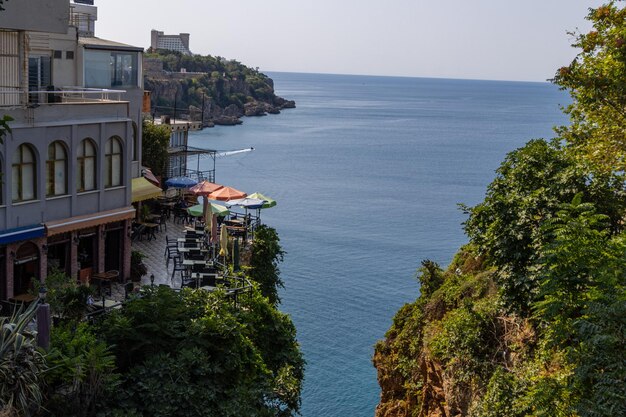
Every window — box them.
[47,141,67,196]
[12,144,36,202]
[66,51,74,60]
[77,139,96,192]
[53,50,62,59]
[84,50,138,88]
[104,137,122,187]
[28,56,51,104]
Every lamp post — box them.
[37,285,51,349]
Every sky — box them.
[97,0,607,82]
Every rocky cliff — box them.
[144,51,295,126]
[373,249,536,417]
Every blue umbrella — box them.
[164,176,198,188]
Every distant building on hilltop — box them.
[150,30,191,55]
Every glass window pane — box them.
[12,165,19,200]
[112,154,121,186]
[55,160,66,194]
[84,50,111,88]
[22,164,34,200]
[85,157,95,190]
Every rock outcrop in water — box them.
[144,50,295,126]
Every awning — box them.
[132,177,163,203]
[0,224,45,245]
[46,207,135,236]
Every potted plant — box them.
[130,250,148,283]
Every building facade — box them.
[150,30,192,55]
[0,0,144,300]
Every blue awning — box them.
[0,224,45,245]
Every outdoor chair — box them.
[173,208,189,224]
[131,224,146,241]
[166,247,181,268]
[158,213,167,232]
[171,256,189,282]
[164,236,179,258]
[124,281,135,299]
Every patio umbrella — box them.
[164,176,197,188]
[208,186,247,201]
[219,223,229,258]
[247,192,277,208]
[225,197,266,210]
[141,168,160,187]
[188,180,223,195]
[187,201,229,217]
[189,181,225,228]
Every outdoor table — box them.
[178,247,206,253]
[177,238,202,243]
[91,271,119,297]
[139,222,159,240]
[224,219,245,227]
[182,259,214,267]
[159,201,176,218]
[226,225,247,237]
[10,293,37,303]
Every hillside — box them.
[144,50,295,126]
[373,4,626,417]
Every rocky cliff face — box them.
[373,249,537,417]
[143,55,295,126]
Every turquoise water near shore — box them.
[187,72,570,416]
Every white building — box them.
[150,30,192,55]
[0,0,158,300]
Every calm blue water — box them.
[187,73,570,417]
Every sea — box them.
[187,72,570,417]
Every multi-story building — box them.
[150,30,192,55]
[0,0,153,300]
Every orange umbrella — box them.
[189,181,224,225]
[189,180,223,196]
[209,186,247,201]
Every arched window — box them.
[12,144,36,202]
[77,139,96,192]
[47,141,67,196]
[104,137,122,188]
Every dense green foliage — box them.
[141,120,170,178]
[37,269,94,321]
[462,139,626,314]
[553,2,626,172]
[96,286,303,417]
[248,225,285,306]
[44,322,118,417]
[145,50,279,111]
[0,114,11,143]
[376,3,626,416]
[0,302,47,416]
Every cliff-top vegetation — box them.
[144,50,294,125]
[374,3,626,417]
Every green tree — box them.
[98,286,303,416]
[462,139,626,314]
[553,2,626,172]
[141,120,170,178]
[248,225,285,306]
[533,197,626,417]
[0,302,47,416]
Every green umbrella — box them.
[248,192,277,209]
[187,201,229,217]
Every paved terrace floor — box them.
[132,217,190,289]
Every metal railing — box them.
[0,87,126,107]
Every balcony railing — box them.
[0,87,126,107]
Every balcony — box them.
[0,87,130,127]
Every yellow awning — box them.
[132,177,163,203]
